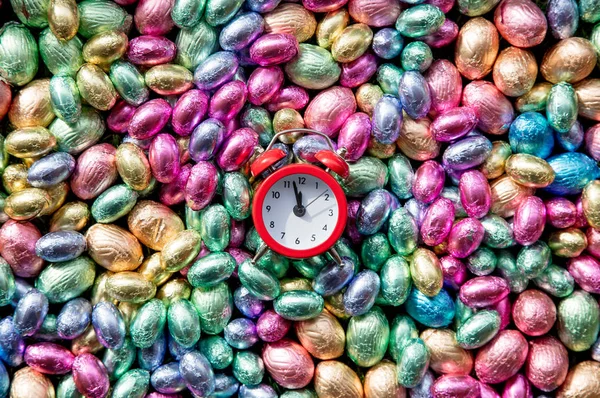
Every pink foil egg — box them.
[459,276,510,308]
[217,128,259,172]
[149,134,181,184]
[337,112,371,161]
[421,197,455,247]
[585,123,600,161]
[172,90,208,136]
[586,227,600,258]
[262,339,314,389]
[340,53,378,88]
[512,289,556,336]
[304,86,356,138]
[448,218,485,258]
[348,0,402,27]
[134,0,175,36]
[71,144,118,200]
[128,99,172,140]
[502,374,532,398]
[431,107,479,142]
[425,60,463,116]
[494,0,547,48]
[440,255,468,289]
[249,33,299,66]
[480,383,501,398]
[127,36,177,66]
[0,220,43,277]
[459,170,492,219]
[475,330,529,384]
[185,161,219,211]
[513,196,546,246]
[266,86,310,112]
[525,336,569,392]
[567,255,600,293]
[303,0,348,12]
[159,163,191,206]
[432,375,481,398]
[425,0,455,14]
[490,295,512,330]
[574,197,589,229]
[462,80,515,135]
[107,101,137,133]
[247,67,284,106]
[24,343,75,375]
[209,81,248,123]
[72,353,110,398]
[545,198,576,229]
[413,160,445,204]
[257,310,292,342]
[422,19,459,49]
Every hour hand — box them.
[292,181,305,217]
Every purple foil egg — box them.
[567,255,600,293]
[266,86,310,112]
[513,196,546,246]
[172,90,208,136]
[159,163,191,206]
[502,374,532,398]
[459,170,491,219]
[303,0,348,12]
[448,217,485,258]
[431,107,479,142]
[71,144,118,200]
[0,220,44,278]
[149,134,181,184]
[425,59,463,116]
[229,220,246,248]
[421,197,455,247]
[127,36,177,66]
[413,160,445,204]
[432,375,481,398]
[425,0,455,13]
[345,200,363,245]
[72,353,110,398]
[247,67,284,106]
[24,342,75,375]
[293,135,333,164]
[185,161,219,211]
[337,112,371,161]
[256,310,291,342]
[134,0,175,36]
[219,12,265,52]
[545,197,576,228]
[340,53,378,88]
[193,52,239,91]
[189,119,226,162]
[217,128,259,172]
[128,99,172,140]
[209,81,248,122]
[460,276,510,308]
[399,70,432,120]
[440,255,468,289]
[249,33,299,66]
[304,86,357,138]
[421,19,459,49]
[107,101,137,133]
[372,95,403,145]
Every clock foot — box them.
[252,244,269,264]
[328,247,343,266]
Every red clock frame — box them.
[252,163,348,259]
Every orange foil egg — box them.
[348,0,403,27]
[262,339,315,389]
[127,200,185,250]
[264,3,317,43]
[462,80,515,136]
[397,115,440,161]
[576,79,600,121]
[490,175,535,218]
[557,361,600,398]
[494,0,547,48]
[541,38,598,84]
[455,18,499,80]
[0,80,11,121]
[9,367,55,398]
[295,309,345,360]
[86,223,144,272]
[526,336,569,392]
[314,361,364,398]
[8,79,55,128]
[364,360,406,398]
[493,47,538,97]
[421,329,473,375]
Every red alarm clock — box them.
[250,129,349,264]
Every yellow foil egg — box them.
[2,163,31,194]
[116,142,152,192]
[492,47,538,97]
[575,79,600,122]
[548,228,588,258]
[356,83,383,116]
[516,82,553,113]
[583,180,600,229]
[541,37,597,84]
[145,64,194,96]
[295,309,345,360]
[273,109,305,144]
[455,17,499,80]
[83,30,129,65]
[10,367,55,398]
[48,0,79,41]
[127,200,185,251]
[4,188,51,220]
[505,153,555,188]
[421,328,473,375]
[42,181,69,215]
[279,277,313,292]
[161,229,202,272]
[49,201,90,232]
[316,9,349,49]
[314,361,364,398]
[367,137,396,159]
[91,271,116,305]
[86,223,144,272]
[324,292,350,320]
[397,115,440,161]
[118,302,140,330]
[138,252,172,286]
[76,63,118,111]
[156,278,192,306]
[4,127,56,158]
[8,79,55,128]
[71,324,103,355]
[410,248,443,297]
[557,361,600,398]
[490,175,536,218]
[364,360,406,398]
[480,141,512,180]
[331,23,373,63]
[106,271,157,303]
[264,3,316,43]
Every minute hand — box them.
[305,189,328,209]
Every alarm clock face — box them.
[253,164,347,258]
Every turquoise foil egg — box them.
[405,287,455,328]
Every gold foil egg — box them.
[127,200,184,250]
[364,360,406,398]
[540,38,598,84]
[356,83,383,116]
[9,367,55,398]
[505,153,555,188]
[106,271,157,303]
[138,252,172,286]
[85,223,144,272]
[48,0,79,41]
[480,141,512,180]
[582,180,600,229]
[83,30,129,65]
[397,115,440,161]
[161,229,202,272]
[516,82,553,113]
[42,181,69,215]
[8,79,55,128]
[76,63,118,111]
[421,328,474,375]
[410,248,443,297]
[116,142,152,192]
[316,8,349,49]
[156,278,192,306]
[4,127,56,159]
[575,79,600,121]
[295,309,345,360]
[331,23,373,63]
[493,47,538,97]
[71,324,103,355]
[91,271,115,305]
[314,361,363,398]
[557,361,600,398]
[4,188,51,220]
[490,175,535,218]
[455,18,499,80]
[264,3,317,43]
[548,228,588,258]
[2,163,31,194]
[49,201,90,232]
[279,278,313,292]
[145,64,194,96]
[273,108,305,144]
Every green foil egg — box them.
[35,256,96,303]
[172,0,206,28]
[388,208,419,256]
[361,233,392,272]
[533,263,575,298]
[10,0,49,27]
[162,230,202,272]
[241,106,274,148]
[50,75,82,124]
[167,299,201,348]
[111,369,150,398]
[49,106,105,154]
[77,0,129,38]
[56,374,82,398]
[292,255,327,279]
[222,172,252,221]
[233,351,264,386]
[580,0,600,22]
[379,255,412,306]
[109,61,149,107]
[102,338,137,381]
[281,390,317,398]
[547,82,578,134]
[388,315,418,362]
[0,258,16,307]
[388,154,414,200]
[457,0,500,16]
[396,338,430,388]
[395,5,445,38]
[0,136,9,176]
[466,247,497,276]
[454,297,475,329]
[346,306,390,367]
[456,309,501,349]
[377,64,404,95]
[274,290,324,321]
[91,184,138,223]
[190,282,232,335]
[176,21,217,71]
[557,290,600,351]
[0,23,39,86]
[335,156,388,197]
[199,336,234,370]
[200,204,231,252]
[205,0,244,26]
[285,44,341,90]
[39,28,84,77]
[188,252,236,288]
[516,240,551,278]
[130,299,167,348]
[401,41,433,73]
[480,214,515,249]
[495,250,528,293]
[256,250,289,279]
[238,259,281,301]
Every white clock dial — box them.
[262,173,339,250]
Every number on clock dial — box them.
[262,174,339,250]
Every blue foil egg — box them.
[399,71,431,119]
[27,152,76,188]
[92,301,126,350]
[292,135,333,164]
[372,28,404,60]
[57,297,92,339]
[246,0,281,12]
[0,317,25,367]
[239,384,278,398]
[372,95,403,145]
[356,189,398,235]
[547,0,579,39]
[545,152,600,195]
[13,289,48,337]
[555,120,584,152]
[179,351,216,397]
[151,362,186,394]
[405,287,455,328]
[219,12,265,52]
[213,373,240,398]
[313,257,355,296]
[10,278,33,307]
[168,334,193,360]
[508,112,554,159]
[189,118,226,162]
[0,361,8,398]
[234,287,265,319]
[138,331,167,372]
[224,318,258,349]
[34,230,86,262]
[442,134,493,171]
[194,51,239,91]
[343,269,381,316]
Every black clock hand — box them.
[292,181,306,217]
[305,189,329,209]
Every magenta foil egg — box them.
[475,330,529,384]
[480,383,501,398]
[0,220,43,278]
[348,0,402,27]
[421,197,455,247]
[425,0,455,14]
[585,123,600,161]
[172,90,208,136]
[459,170,491,219]
[340,53,378,88]
[107,101,137,134]
[413,160,445,204]
[431,375,481,398]
[459,276,510,308]
[127,36,177,66]
[513,196,546,246]
[257,310,291,342]
[586,227,600,258]
[525,336,569,392]
[185,161,219,211]
[209,81,248,123]
[494,0,547,48]
[448,218,485,258]
[71,144,118,200]
[502,374,532,398]
[431,107,479,142]
[337,112,371,161]
[262,339,314,389]
[247,67,284,105]
[490,296,512,330]
[249,33,299,66]
[440,255,467,289]
[512,289,556,336]
[425,60,463,116]
[159,163,191,206]
[304,86,356,138]
[422,19,459,49]
[24,343,75,375]
[149,133,181,184]
[462,80,514,135]
[72,353,110,398]
[545,198,576,229]
[134,0,175,36]
[128,99,172,140]
[266,86,310,112]
[567,255,600,293]
[217,128,259,172]
[303,0,348,12]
